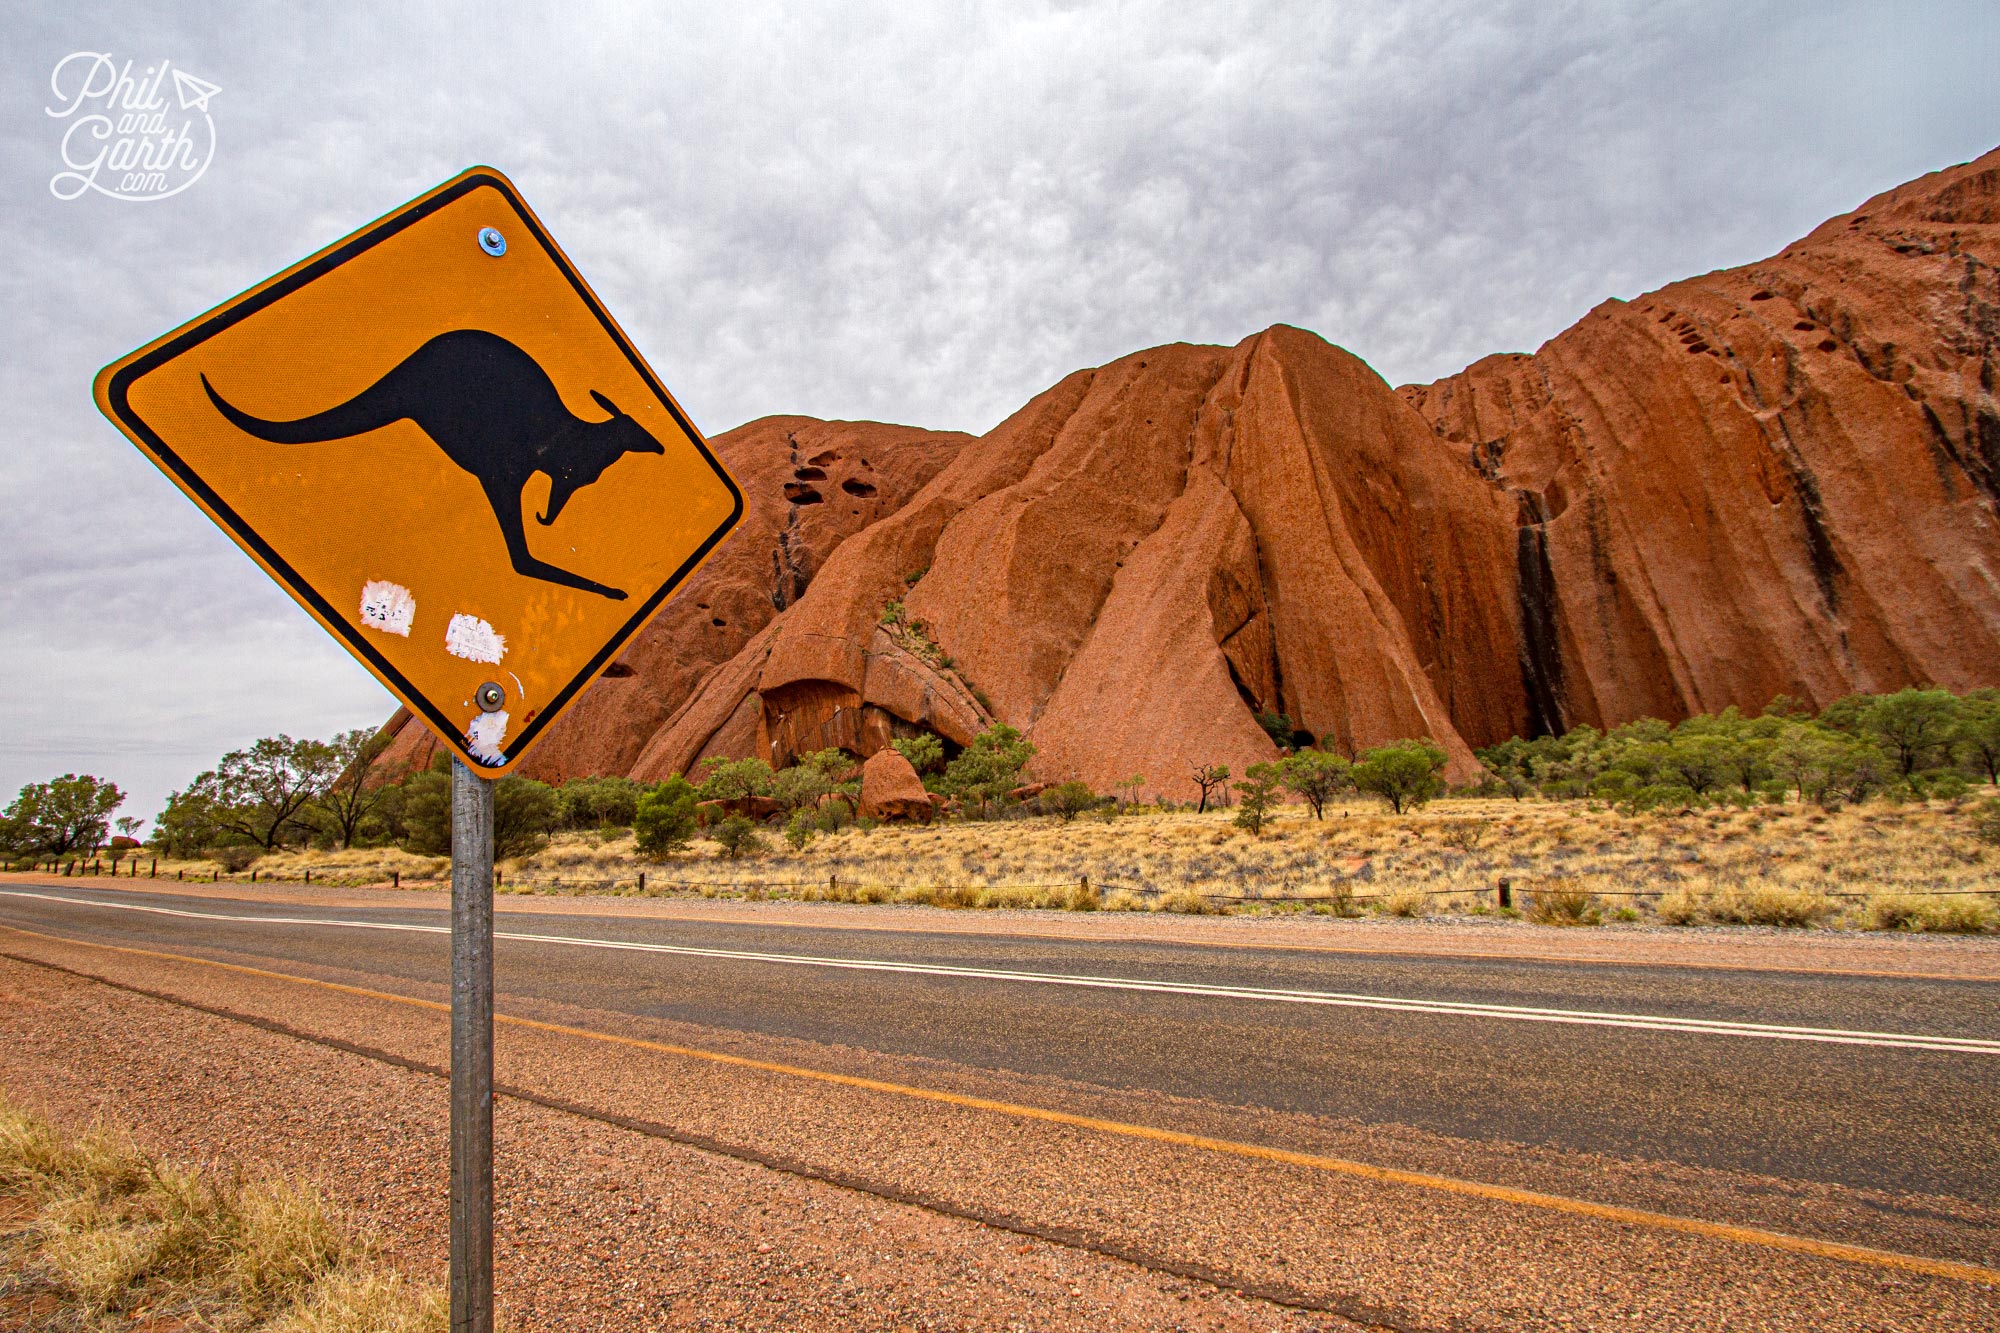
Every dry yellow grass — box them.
[0,1093,443,1331]
[58,791,1999,931]
[498,793,2000,930]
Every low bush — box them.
[0,1094,442,1330]
[1159,887,1222,915]
[1659,884,1836,928]
[1858,893,1996,933]
[210,845,263,873]
[1702,885,1837,928]
[1376,886,1430,918]
[710,816,766,859]
[1526,880,1601,926]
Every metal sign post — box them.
[91,167,743,1333]
[450,757,495,1333]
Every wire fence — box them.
[14,858,1998,907]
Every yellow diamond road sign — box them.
[94,166,743,774]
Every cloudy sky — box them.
[3,0,1996,825]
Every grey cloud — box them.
[3,0,1996,821]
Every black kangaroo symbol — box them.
[201,329,665,600]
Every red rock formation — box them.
[379,148,2000,801]
[857,748,932,823]
[374,417,969,780]
[1400,147,2000,733]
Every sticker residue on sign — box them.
[445,613,506,663]
[358,580,415,636]
[466,710,509,764]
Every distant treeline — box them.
[5,688,1994,868]
[1472,688,1999,810]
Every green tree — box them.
[1769,724,1827,802]
[1038,780,1100,822]
[1189,763,1230,814]
[634,777,699,859]
[939,725,1036,806]
[1956,697,2000,785]
[695,757,776,803]
[1660,734,1735,797]
[311,727,392,848]
[188,736,340,850]
[711,815,766,859]
[1862,688,1961,777]
[890,734,945,775]
[152,784,225,857]
[1234,761,1283,832]
[3,774,126,857]
[493,776,558,858]
[1353,740,1448,814]
[1277,750,1352,818]
[556,776,644,830]
[396,766,453,855]
[1474,737,1538,800]
[784,808,817,850]
[771,762,833,814]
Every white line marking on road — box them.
[5,887,1996,1054]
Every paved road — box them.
[4,881,1997,1206]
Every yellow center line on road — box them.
[5,921,1997,1289]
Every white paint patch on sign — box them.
[358,580,415,636]
[445,613,506,663]
[466,710,509,764]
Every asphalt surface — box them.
[4,880,1997,1207]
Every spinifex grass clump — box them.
[1525,880,1601,926]
[0,1094,443,1331]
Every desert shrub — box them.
[1377,886,1430,917]
[1927,772,1971,802]
[555,776,642,830]
[1526,880,1601,926]
[1702,885,1837,928]
[814,798,856,834]
[492,777,558,858]
[211,845,264,873]
[1315,882,1361,917]
[1159,887,1223,915]
[1102,889,1144,911]
[922,881,981,909]
[890,733,945,775]
[1859,893,1996,933]
[633,777,699,860]
[711,816,766,859]
[784,809,817,851]
[0,1094,442,1330]
[938,725,1037,808]
[979,884,1055,909]
[1039,781,1101,822]
[1655,889,1704,925]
